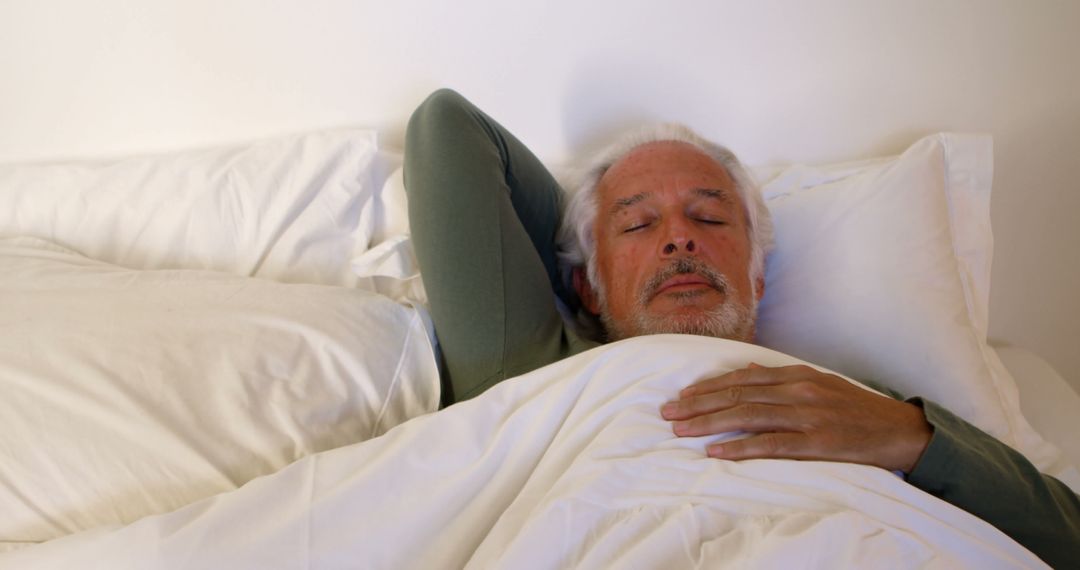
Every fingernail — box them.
[680,386,695,397]
[660,402,677,418]
[707,444,724,457]
[748,362,761,369]
[673,421,690,435]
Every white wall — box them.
[1,0,1078,389]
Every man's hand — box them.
[660,363,933,473]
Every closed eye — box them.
[697,218,726,225]
[623,222,650,233]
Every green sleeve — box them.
[858,378,1080,566]
[404,89,597,406]
[904,398,1080,569]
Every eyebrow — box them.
[692,187,736,205]
[608,188,735,216]
[609,192,650,216]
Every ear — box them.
[573,267,601,315]
[755,275,766,302]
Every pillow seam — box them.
[370,307,422,437]
[940,133,1024,448]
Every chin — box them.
[604,304,758,343]
[654,316,754,342]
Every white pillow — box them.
[0,129,379,286]
[754,133,1060,470]
[352,155,428,305]
[0,237,439,545]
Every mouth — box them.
[639,258,731,307]
[655,274,716,296]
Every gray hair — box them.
[556,123,774,333]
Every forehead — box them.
[597,141,738,205]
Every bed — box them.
[0,125,1077,568]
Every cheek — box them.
[716,236,744,262]
[707,234,755,290]
[599,242,648,300]
[710,233,752,263]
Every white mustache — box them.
[640,258,730,303]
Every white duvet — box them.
[0,337,1045,569]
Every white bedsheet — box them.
[0,336,1045,569]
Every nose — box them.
[658,217,698,258]
[662,240,695,255]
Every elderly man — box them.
[404,89,1078,567]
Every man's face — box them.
[580,141,763,341]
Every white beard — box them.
[602,293,758,343]
[597,257,758,343]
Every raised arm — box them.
[404,89,596,405]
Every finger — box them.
[706,432,812,461]
[680,364,800,398]
[671,403,801,437]
[682,364,829,398]
[662,384,793,420]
